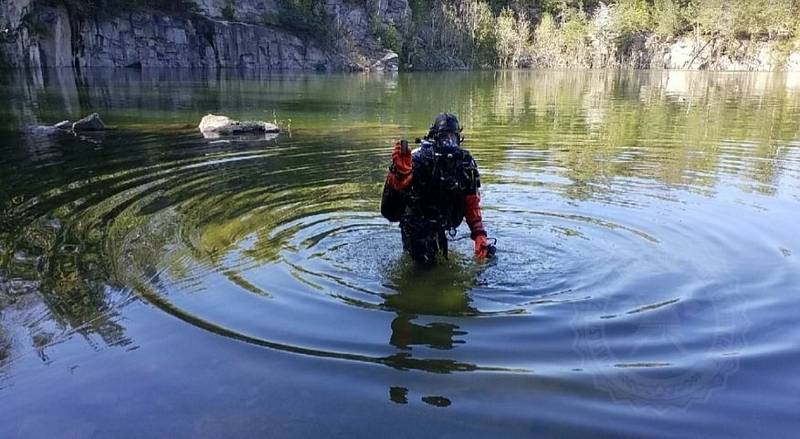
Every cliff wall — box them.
[0,0,407,71]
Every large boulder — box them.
[198,114,280,138]
[72,113,105,131]
[370,51,399,72]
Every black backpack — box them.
[408,142,479,230]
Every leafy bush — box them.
[611,0,652,44]
[560,8,591,50]
[472,0,498,66]
[652,0,689,38]
[47,0,199,17]
[369,14,401,53]
[531,9,592,67]
[495,8,529,67]
[407,0,800,69]
[409,0,435,19]
[690,0,800,41]
[273,0,333,36]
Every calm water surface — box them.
[0,69,799,437]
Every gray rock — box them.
[26,119,72,134]
[26,125,57,135]
[72,112,105,131]
[0,0,410,71]
[788,51,800,71]
[198,114,279,138]
[370,51,399,72]
[53,120,71,129]
[8,278,40,296]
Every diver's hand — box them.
[391,140,412,174]
[474,234,495,259]
[387,140,412,190]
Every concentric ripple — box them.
[2,71,799,423]
[6,127,769,379]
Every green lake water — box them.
[0,69,799,437]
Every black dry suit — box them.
[381,139,481,264]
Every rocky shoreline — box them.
[1,0,799,72]
[531,34,800,72]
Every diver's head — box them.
[427,113,463,147]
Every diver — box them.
[380,113,495,264]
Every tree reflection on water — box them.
[0,68,798,385]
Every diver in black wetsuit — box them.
[380,113,495,264]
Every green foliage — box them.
[370,15,401,53]
[536,0,602,16]
[472,0,498,66]
[559,7,591,49]
[404,0,534,69]
[535,11,559,40]
[49,0,199,17]
[268,0,333,36]
[531,8,592,67]
[226,0,800,69]
[689,0,800,41]
[611,0,653,43]
[120,0,199,12]
[409,0,435,19]
[382,24,400,53]
[495,8,530,67]
[652,0,689,38]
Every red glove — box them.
[465,194,486,239]
[466,194,492,258]
[474,235,491,259]
[386,140,412,191]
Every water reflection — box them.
[0,211,134,377]
[389,315,465,351]
[0,69,798,423]
[383,259,475,368]
[382,260,479,406]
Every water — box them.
[1,69,799,437]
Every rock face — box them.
[4,0,796,71]
[72,113,105,131]
[1,0,410,71]
[198,114,279,138]
[655,36,798,71]
[0,0,34,31]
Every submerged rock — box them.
[198,114,279,139]
[72,113,105,131]
[26,125,58,135]
[26,119,72,135]
[53,120,71,130]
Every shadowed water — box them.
[0,69,799,437]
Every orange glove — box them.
[474,235,492,259]
[464,194,486,239]
[386,140,412,191]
